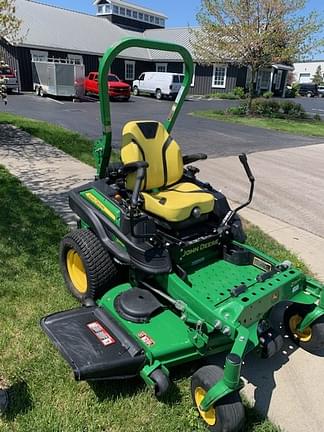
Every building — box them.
[293,60,324,83]
[0,0,291,96]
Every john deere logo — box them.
[183,239,219,257]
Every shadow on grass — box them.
[4,381,33,421]
[89,374,182,406]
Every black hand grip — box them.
[239,153,254,182]
[183,153,207,165]
[131,167,146,208]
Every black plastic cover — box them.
[115,288,163,323]
[41,306,146,381]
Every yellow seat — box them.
[121,121,214,222]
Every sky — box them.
[35,0,324,55]
[35,0,323,27]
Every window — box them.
[105,4,111,13]
[139,12,143,20]
[144,14,149,22]
[31,50,48,62]
[139,73,145,81]
[67,54,83,65]
[133,10,138,18]
[127,9,132,17]
[155,17,159,24]
[212,64,227,88]
[120,7,125,15]
[299,73,311,83]
[183,63,196,86]
[108,74,119,82]
[150,16,154,23]
[156,63,168,72]
[125,60,135,81]
[260,69,271,89]
[98,5,104,14]
[113,5,118,14]
[160,18,165,26]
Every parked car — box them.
[84,72,130,101]
[318,85,324,97]
[132,72,184,100]
[0,63,18,93]
[298,83,319,97]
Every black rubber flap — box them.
[41,306,145,381]
[115,288,162,323]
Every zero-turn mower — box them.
[41,38,324,432]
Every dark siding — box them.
[271,69,287,96]
[83,54,100,75]
[236,66,248,88]
[190,64,213,95]
[106,15,163,32]
[167,62,183,73]
[16,47,33,91]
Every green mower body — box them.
[41,38,324,432]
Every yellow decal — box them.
[85,192,116,221]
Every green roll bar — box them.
[93,37,194,178]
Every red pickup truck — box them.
[84,72,130,101]
[0,64,18,93]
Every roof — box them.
[144,27,195,61]
[13,0,151,59]
[93,0,168,18]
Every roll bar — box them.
[93,37,194,178]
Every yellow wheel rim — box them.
[289,314,312,342]
[194,387,217,426]
[66,250,87,294]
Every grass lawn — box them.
[191,110,324,138]
[1,163,310,431]
[0,112,96,166]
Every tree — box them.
[191,0,324,110]
[312,65,323,85]
[0,0,22,44]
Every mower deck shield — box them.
[41,306,146,381]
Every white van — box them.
[132,72,184,100]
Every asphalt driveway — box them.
[1,93,323,156]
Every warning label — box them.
[138,331,155,346]
[87,321,116,347]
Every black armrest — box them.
[123,161,149,175]
[121,161,149,208]
[183,153,207,165]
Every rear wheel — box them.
[307,91,312,98]
[133,86,139,96]
[155,88,162,100]
[60,229,120,302]
[39,87,45,97]
[284,303,324,354]
[35,86,40,96]
[191,365,245,432]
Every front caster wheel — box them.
[150,369,171,398]
[284,303,324,354]
[191,365,245,432]
[60,229,120,302]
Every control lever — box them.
[219,153,255,230]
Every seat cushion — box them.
[141,182,214,222]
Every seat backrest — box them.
[121,121,183,191]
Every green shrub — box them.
[280,100,306,118]
[233,86,246,98]
[251,98,280,117]
[227,103,248,116]
[207,92,240,100]
[263,91,274,99]
[314,113,322,121]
